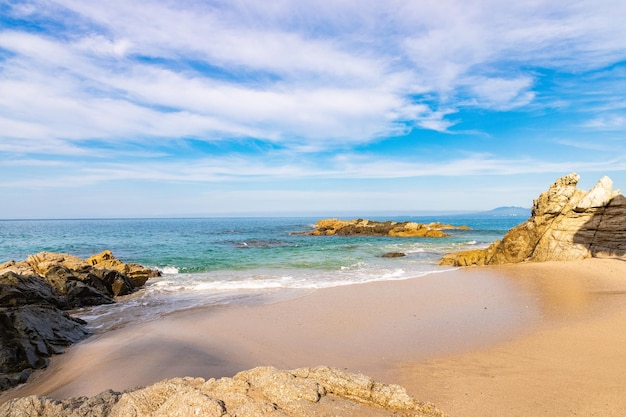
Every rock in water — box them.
[0,366,446,417]
[382,252,407,258]
[308,218,468,237]
[86,250,159,288]
[440,173,626,266]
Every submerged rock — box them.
[309,218,468,237]
[0,366,446,417]
[440,173,626,266]
[382,252,406,258]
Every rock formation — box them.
[1,250,158,290]
[0,366,446,417]
[0,251,159,390]
[440,173,626,266]
[308,218,469,237]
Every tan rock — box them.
[26,252,88,276]
[0,366,446,417]
[87,250,158,287]
[440,173,626,266]
[1,251,159,289]
[0,260,36,276]
[309,219,466,238]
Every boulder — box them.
[0,305,90,390]
[0,252,159,390]
[309,218,468,237]
[26,252,88,276]
[0,251,159,299]
[0,366,446,417]
[440,173,626,266]
[42,265,114,306]
[86,250,159,288]
[0,272,66,308]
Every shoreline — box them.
[2,258,626,416]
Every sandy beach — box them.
[3,258,626,416]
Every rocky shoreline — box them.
[3,173,625,416]
[0,251,160,390]
[306,218,469,237]
[440,173,626,266]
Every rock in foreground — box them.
[440,173,626,266]
[0,366,445,417]
[0,251,160,391]
[308,218,468,237]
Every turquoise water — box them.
[0,216,525,330]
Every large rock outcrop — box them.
[308,218,469,237]
[0,252,160,391]
[0,366,445,417]
[440,173,626,266]
[0,250,158,290]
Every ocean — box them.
[0,215,525,332]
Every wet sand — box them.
[3,258,626,416]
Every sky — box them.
[1,0,626,218]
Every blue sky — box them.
[1,0,626,218]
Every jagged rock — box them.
[0,305,90,390]
[0,272,66,308]
[0,366,446,417]
[309,218,468,237]
[42,265,114,306]
[440,173,626,266]
[0,251,160,291]
[0,261,36,277]
[86,250,159,288]
[0,252,158,391]
[0,251,159,300]
[25,252,88,277]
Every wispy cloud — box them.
[582,115,626,130]
[2,1,626,216]
[3,151,626,190]
[2,0,626,153]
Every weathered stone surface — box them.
[86,250,159,288]
[308,218,468,238]
[0,272,65,308]
[0,252,159,391]
[1,251,159,290]
[440,173,626,266]
[0,366,446,417]
[0,270,93,389]
[0,305,89,390]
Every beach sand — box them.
[3,258,626,416]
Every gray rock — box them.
[0,251,158,391]
[0,272,65,308]
[382,252,406,258]
[0,305,89,389]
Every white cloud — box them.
[582,115,626,130]
[464,76,535,110]
[4,151,626,190]
[1,0,626,155]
